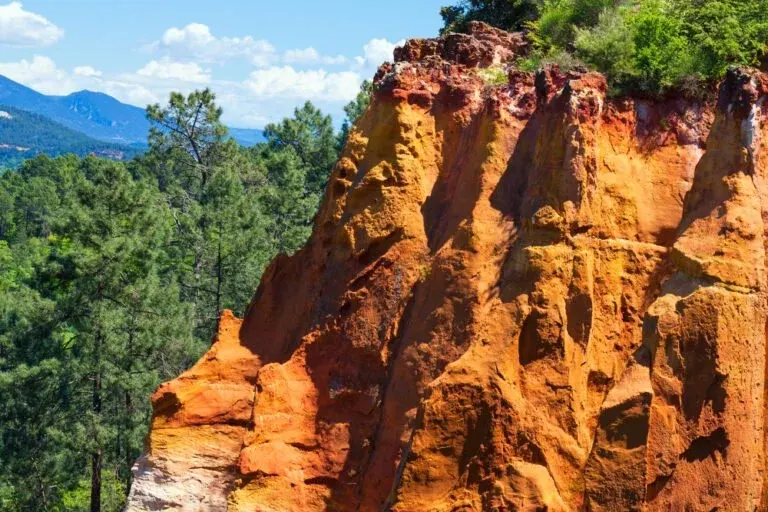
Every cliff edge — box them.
[127,22,768,511]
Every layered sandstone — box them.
[127,22,768,511]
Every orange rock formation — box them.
[127,23,768,511]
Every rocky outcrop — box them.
[127,23,768,511]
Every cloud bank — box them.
[151,23,277,67]
[0,2,63,47]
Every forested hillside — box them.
[0,83,371,511]
[0,76,150,145]
[0,106,141,170]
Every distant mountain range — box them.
[0,74,264,149]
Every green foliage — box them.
[529,0,614,52]
[567,0,701,94]
[442,0,768,95]
[342,80,374,128]
[676,0,768,76]
[0,155,202,510]
[59,470,126,512]
[147,89,227,170]
[440,0,541,33]
[626,2,696,92]
[0,88,343,510]
[263,102,338,196]
[249,144,318,254]
[573,8,636,82]
[478,65,510,85]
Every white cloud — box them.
[73,65,102,78]
[97,80,159,107]
[284,47,347,65]
[0,2,63,47]
[244,66,361,102]
[356,38,404,68]
[152,23,276,66]
[137,57,211,84]
[0,55,74,94]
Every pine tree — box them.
[263,101,337,197]
[0,156,201,511]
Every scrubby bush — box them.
[478,65,510,84]
[626,2,697,92]
[532,0,615,49]
[677,0,768,76]
[573,8,636,82]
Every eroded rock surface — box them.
[127,23,768,511]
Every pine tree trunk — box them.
[216,222,223,315]
[125,390,133,486]
[90,446,102,512]
[124,321,136,486]
[90,333,103,512]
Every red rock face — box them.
[127,24,768,511]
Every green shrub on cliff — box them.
[570,0,699,94]
[441,0,768,95]
[478,65,510,84]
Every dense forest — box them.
[0,82,371,510]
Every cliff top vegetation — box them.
[441,0,768,96]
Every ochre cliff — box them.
[127,22,768,511]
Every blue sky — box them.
[0,1,446,127]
